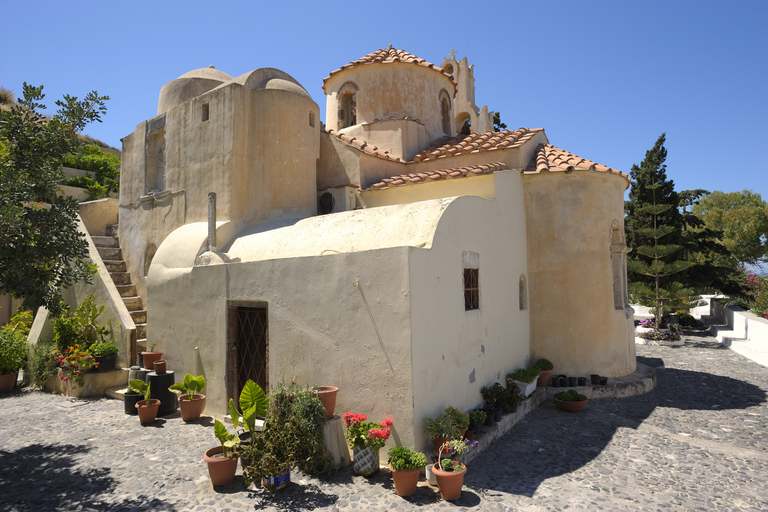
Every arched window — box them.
[337,81,358,129]
[439,90,451,135]
[456,112,471,136]
[519,275,528,311]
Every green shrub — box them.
[677,312,699,328]
[468,409,487,425]
[2,308,34,337]
[61,144,120,196]
[91,342,118,357]
[27,338,57,387]
[0,330,28,374]
[555,389,587,402]
[532,358,554,371]
[388,446,427,470]
[444,406,469,431]
[51,294,110,351]
[507,367,540,385]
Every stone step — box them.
[136,323,147,339]
[122,296,142,310]
[109,272,131,285]
[115,284,137,297]
[91,236,118,248]
[97,247,122,260]
[130,310,147,324]
[106,224,118,237]
[103,260,126,272]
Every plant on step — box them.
[468,409,487,426]
[507,367,540,385]
[214,419,240,459]
[387,446,427,471]
[480,382,505,408]
[170,373,207,400]
[0,329,28,375]
[228,379,266,434]
[555,389,587,402]
[54,345,96,387]
[436,438,478,472]
[91,342,118,357]
[344,412,393,450]
[532,358,554,371]
[51,294,110,351]
[443,406,469,431]
[501,381,523,412]
[27,338,58,387]
[423,409,460,441]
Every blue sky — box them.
[2,1,766,200]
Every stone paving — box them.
[2,330,767,511]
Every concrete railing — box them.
[711,298,768,345]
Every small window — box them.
[309,111,315,128]
[338,81,358,129]
[202,103,209,122]
[519,275,528,311]
[464,268,479,311]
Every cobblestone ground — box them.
[1,331,767,511]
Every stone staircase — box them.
[92,224,147,360]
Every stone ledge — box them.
[45,368,129,398]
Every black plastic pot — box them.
[124,392,142,414]
[483,408,495,425]
[599,376,608,385]
[558,376,568,387]
[578,377,587,386]
[590,374,600,385]
[493,407,502,422]
[95,354,116,372]
[568,377,578,387]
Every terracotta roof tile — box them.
[323,46,455,92]
[366,162,507,191]
[523,144,629,181]
[412,128,543,162]
[325,128,401,162]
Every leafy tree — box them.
[493,112,507,132]
[691,190,768,267]
[0,83,109,315]
[625,133,695,325]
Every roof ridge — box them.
[523,143,629,181]
[412,128,544,162]
[367,162,507,190]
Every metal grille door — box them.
[227,304,268,400]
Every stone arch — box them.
[439,89,452,135]
[337,81,358,129]
[609,220,630,309]
[456,111,471,135]
[519,274,528,311]
[144,243,157,277]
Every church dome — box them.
[157,66,233,115]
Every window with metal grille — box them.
[464,268,479,310]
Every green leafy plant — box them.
[228,379,266,434]
[468,409,487,426]
[555,389,587,402]
[27,338,57,387]
[128,379,150,399]
[388,446,427,470]
[532,358,554,371]
[480,382,505,407]
[444,406,469,431]
[507,367,540,385]
[91,342,118,357]
[0,329,28,374]
[502,381,523,412]
[423,410,460,441]
[2,308,33,336]
[51,294,110,351]
[214,419,240,459]
[170,373,206,400]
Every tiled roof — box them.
[523,144,629,180]
[325,128,402,162]
[412,128,543,162]
[367,162,507,190]
[323,46,455,92]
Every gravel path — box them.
[1,331,767,511]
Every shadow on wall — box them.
[463,354,767,499]
[0,443,177,511]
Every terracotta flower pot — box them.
[0,371,19,393]
[141,351,162,370]
[136,398,161,424]
[432,461,467,500]
[390,465,422,497]
[537,369,553,387]
[553,397,587,412]
[315,386,338,419]
[153,359,167,374]
[204,445,238,486]
[178,393,206,421]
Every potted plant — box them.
[141,342,162,370]
[501,381,523,414]
[507,367,540,397]
[135,382,161,424]
[125,379,146,414]
[241,382,335,491]
[387,446,427,497]
[432,438,479,501]
[229,379,267,469]
[480,382,505,421]
[169,373,207,421]
[423,409,461,455]
[314,385,339,419]
[204,419,240,486]
[532,358,554,387]
[91,342,119,372]
[53,345,97,388]
[553,389,588,412]
[344,411,393,476]
[0,330,28,393]
[467,409,487,433]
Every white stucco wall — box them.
[409,171,530,451]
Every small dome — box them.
[253,77,310,99]
[157,67,234,115]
